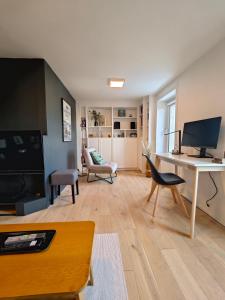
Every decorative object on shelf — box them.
[114,121,120,129]
[89,110,101,126]
[81,117,86,128]
[108,134,111,138]
[99,115,105,126]
[62,98,72,142]
[121,132,125,138]
[130,132,137,137]
[88,134,94,138]
[118,109,126,117]
[142,141,152,177]
[129,114,133,117]
[130,122,136,129]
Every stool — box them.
[50,169,79,205]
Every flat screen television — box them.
[0,130,44,173]
[181,116,222,158]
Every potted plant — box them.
[142,141,152,177]
[89,110,101,126]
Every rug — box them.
[84,233,128,300]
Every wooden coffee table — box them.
[0,221,95,299]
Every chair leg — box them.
[170,187,177,203]
[153,185,160,217]
[174,186,189,218]
[57,185,61,196]
[148,180,157,202]
[76,179,79,195]
[71,185,75,204]
[88,266,94,286]
[51,185,54,205]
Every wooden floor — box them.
[1,171,225,300]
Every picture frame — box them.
[118,109,126,117]
[62,98,72,142]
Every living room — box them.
[1,1,225,299]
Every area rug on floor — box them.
[84,233,128,300]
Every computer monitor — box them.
[182,117,222,158]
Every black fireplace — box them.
[0,130,47,214]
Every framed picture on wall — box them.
[62,98,72,142]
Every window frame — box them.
[167,99,176,152]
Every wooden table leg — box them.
[190,168,199,238]
[175,165,178,175]
[88,266,94,286]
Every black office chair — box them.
[144,154,189,218]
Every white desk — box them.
[155,153,225,238]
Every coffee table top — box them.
[0,221,95,299]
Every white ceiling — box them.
[1,0,225,103]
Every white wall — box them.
[155,38,225,226]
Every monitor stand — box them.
[187,148,212,158]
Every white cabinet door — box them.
[100,138,112,162]
[112,139,127,168]
[88,138,99,151]
[125,138,138,168]
[112,138,137,168]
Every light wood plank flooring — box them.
[1,171,225,300]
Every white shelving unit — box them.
[80,106,138,169]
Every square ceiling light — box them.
[108,78,125,88]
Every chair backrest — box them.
[143,154,165,185]
[83,147,96,167]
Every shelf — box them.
[88,126,112,128]
[113,129,137,131]
[114,117,137,119]
[88,137,112,139]
[113,137,138,139]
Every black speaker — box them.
[114,122,120,129]
[130,122,136,129]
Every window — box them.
[168,102,176,152]
[156,89,176,153]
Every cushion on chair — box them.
[89,162,118,174]
[51,169,79,185]
[159,173,185,185]
[90,151,106,165]
[83,148,95,167]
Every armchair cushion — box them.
[90,151,106,165]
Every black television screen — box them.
[0,130,44,173]
[182,117,222,149]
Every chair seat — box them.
[159,172,185,185]
[51,169,79,185]
[89,162,118,174]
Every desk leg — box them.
[190,169,199,238]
